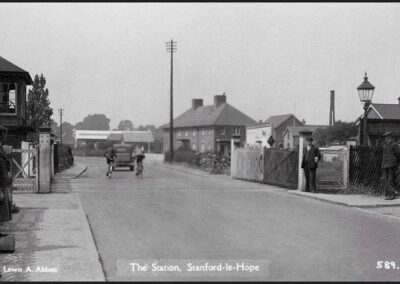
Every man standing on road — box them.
[301,137,321,193]
[381,131,400,200]
[104,147,116,178]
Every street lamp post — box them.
[357,72,375,146]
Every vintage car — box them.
[112,144,135,171]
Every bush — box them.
[58,145,74,172]
[164,149,196,163]
[164,149,230,175]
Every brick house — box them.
[0,56,33,148]
[358,97,400,145]
[161,94,256,156]
[246,114,303,148]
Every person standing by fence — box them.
[381,131,400,200]
[301,136,321,193]
[0,125,12,221]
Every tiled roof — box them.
[0,56,32,84]
[160,103,256,129]
[285,125,328,136]
[370,103,400,120]
[264,114,303,129]
[122,131,154,143]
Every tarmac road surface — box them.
[72,156,400,281]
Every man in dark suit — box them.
[381,131,400,200]
[301,137,322,193]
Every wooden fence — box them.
[231,147,298,188]
[349,145,383,194]
[231,148,263,182]
[263,148,298,189]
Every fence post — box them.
[230,138,235,178]
[38,127,51,193]
[342,147,350,190]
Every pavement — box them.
[0,162,105,281]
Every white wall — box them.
[246,125,271,148]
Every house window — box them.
[201,129,205,135]
[209,130,212,135]
[0,82,17,114]
[177,132,181,137]
[200,143,205,152]
[192,143,196,150]
[185,131,188,136]
[208,143,211,150]
[221,127,226,135]
[193,131,196,136]
[234,127,240,135]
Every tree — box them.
[314,120,358,147]
[136,124,163,140]
[75,114,110,130]
[117,120,134,131]
[26,74,54,130]
[51,121,75,144]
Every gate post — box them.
[298,130,313,190]
[230,135,241,178]
[38,127,51,193]
[342,147,350,190]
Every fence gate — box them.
[10,144,39,193]
[349,145,383,194]
[231,147,264,182]
[263,148,298,189]
[316,148,349,193]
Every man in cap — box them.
[381,131,400,200]
[0,125,12,221]
[301,136,322,193]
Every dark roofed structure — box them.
[369,103,400,120]
[357,99,400,145]
[0,56,32,84]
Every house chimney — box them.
[192,99,203,110]
[329,90,335,126]
[214,93,227,107]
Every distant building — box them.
[357,98,400,145]
[283,125,328,149]
[74,130,153,150]
[246,114,303,148]
[160,94,256,156]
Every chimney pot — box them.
[192,99,203,110]
[214,94,227,107]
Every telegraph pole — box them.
[166,39,177,163]
[58,108,64,146]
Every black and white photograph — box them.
[1,2,400,282]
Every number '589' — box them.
[376,261,397,269]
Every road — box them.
[70,156,400,281]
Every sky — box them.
[1,3,400,129]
